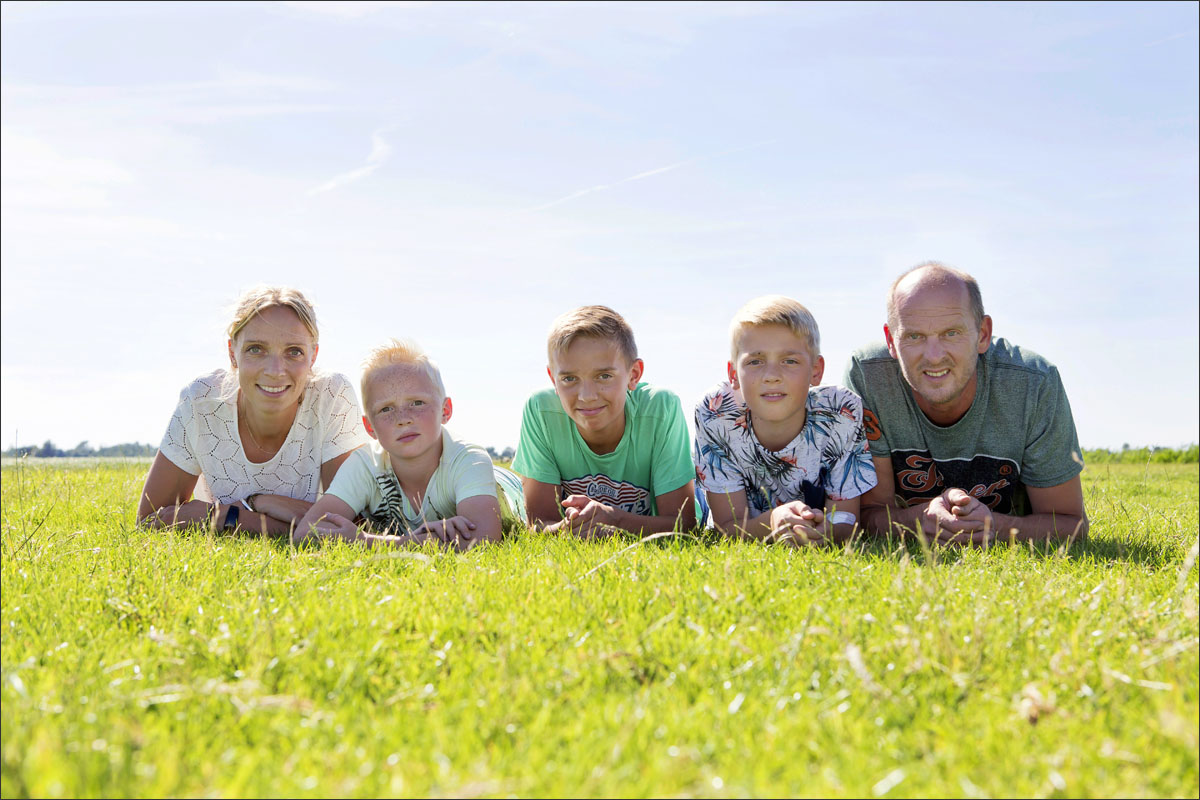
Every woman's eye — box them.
[287,347,305,357]
[246,345,263,354]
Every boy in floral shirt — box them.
[694,296,877,545]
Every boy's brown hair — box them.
[547,305,639,365]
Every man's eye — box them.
[944,330,959,338]
[907,333,923,341]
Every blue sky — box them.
[2,0,1197,452]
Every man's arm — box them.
[861,456,1088,545]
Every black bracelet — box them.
[223,504,240,531]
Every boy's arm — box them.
[560,480,697,537]
[708,489,858,545]
[293,494,359,544]
[522,476,570,533]
[412,494,504,550]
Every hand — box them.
[769,501,826,546]
[560,495,625,539]
[411,516,477,547]
[149,500,217,529]
[299,511,361,543]
[922,489,994,544]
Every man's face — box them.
[363,363,451,463]
[548,336,643,451]
[730,323,824,444]
[885,281,992,424]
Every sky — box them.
[2,0,1197,454]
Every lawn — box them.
[2,460,1197,798]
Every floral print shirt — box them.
[693,382,877,514]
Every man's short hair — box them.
[361,338,446,404]
[887,261,985,331]
[729,295,821,361]
[547,305,638,365]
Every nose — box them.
[578,379,598,401]
[264,353,286,376]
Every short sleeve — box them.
[650,393,696,497]
[511,395,563,485]
[822,390,879,501]
[842,355,889,458]
[323,448,380,515]
[1021,368,1084,488]
[158,387,201,476]
[451,446,500,504]
[317,373,370,462]
[693,395,744,495]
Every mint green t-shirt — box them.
[511,383,694,515]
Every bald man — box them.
[843,262,1088,546]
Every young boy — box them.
[694,296,877,545]
[296,339,525,550]
[513,305,696,538]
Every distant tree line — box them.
[4,440,158,458]
[1082,444,1198,464]
[5,441,1193,464]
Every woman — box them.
[137,286,369,535]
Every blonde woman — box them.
[138,287,369,535]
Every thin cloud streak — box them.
[525,138,778,213]
[307,130,393,196]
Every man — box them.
[844,262,1088,545]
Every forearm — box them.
[991,511,1089,544]
[861,502,929,538]
[249,494,313,525]
[713,508,776,541]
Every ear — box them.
[362,415,377,439]
[811,355,826,386]
[884,324,898,360]
[546,366,555,386]
[627,359,645,390]
[228,339,237,370]
[441,396,453,424]
[311,343,319,367]
[727,360,739,389]
[976,315,993,354]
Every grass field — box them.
[2,460,1197,798]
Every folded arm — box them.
[860,456,1088,545]
[707,488,860,546]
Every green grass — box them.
[2,461,1197,798]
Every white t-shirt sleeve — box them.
[159,382,204,476]
[451,445,500,505]
[323,446,381,516]
[315,372,371,463]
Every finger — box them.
[561,495,588,509]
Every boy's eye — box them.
[379,405,393,414]
[412,400,425,407]
[783,358,798,365]
[561,376,577,383]
[599,373,613,380]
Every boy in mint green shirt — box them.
[513,305,696,538]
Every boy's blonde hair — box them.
[361,339,446,405]
[729,295,821,361]
[547,305,638,366]
[227,285,319,344]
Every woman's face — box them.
[227,305,317,412]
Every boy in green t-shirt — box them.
[295,339,524,550]
[512,305,696,538]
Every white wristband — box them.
[828,511,856,526]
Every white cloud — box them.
[307,130,394,196]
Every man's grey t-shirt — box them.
[842,338,1083,516]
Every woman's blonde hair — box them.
[227,286,319,344]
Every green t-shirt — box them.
[511,382,694,516]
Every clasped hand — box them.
[769,501,825,546]
[922,488,994,545]
[560,495,624,539]
[298,513,479,547]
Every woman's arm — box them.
[320,448,359,492]
[137,453,200,527]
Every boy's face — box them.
[362,363,452,462]
[729,323,824,436]
[548,336,644,449]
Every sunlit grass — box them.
[2,460,1197,797]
